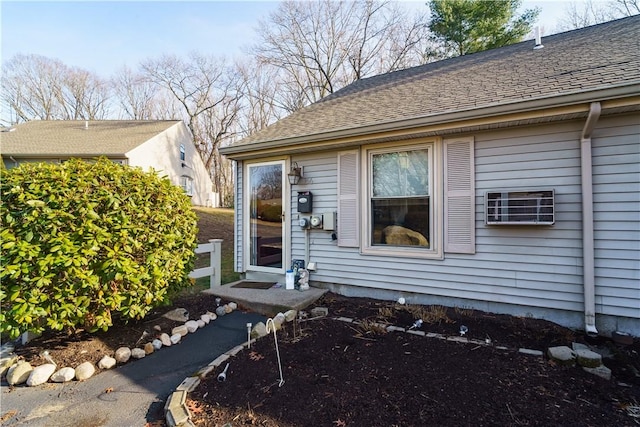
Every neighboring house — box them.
[220,16,640,336]
[1,120,215,207]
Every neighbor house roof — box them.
[1,120,182,157]
[222,15,640,157]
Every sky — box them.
[0,0,605,78]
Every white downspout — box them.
[580,102,601,336]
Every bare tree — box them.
[235,59,283,136]
[252,0,429,112]
[141,52,242,203]
[558,0,638,31]
[111,66,159,120]
[1,54,110,124]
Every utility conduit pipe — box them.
[580,101,601,336]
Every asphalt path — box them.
[1,310,266,426]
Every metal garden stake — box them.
[265,317,285,387]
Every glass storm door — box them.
[247,161,285,271]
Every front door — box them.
[245,161,285,272]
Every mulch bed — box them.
[187,293,640,426]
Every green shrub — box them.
[0,158,198,339]
[260,203,283,222]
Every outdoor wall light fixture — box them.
[288,162,303,185]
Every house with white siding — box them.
[1,120,216,207]
[220,16,640,336]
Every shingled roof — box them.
[222,15,640,155]
[1,120,182,156]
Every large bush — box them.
[1,158,198,339]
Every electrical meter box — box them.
[297,191,313,213]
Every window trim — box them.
[361,139,443,259]
[180,175,194,196]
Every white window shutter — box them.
[444,137,475,254]
[338,150,360,247]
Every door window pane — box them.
[248,164,283,268]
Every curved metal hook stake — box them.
[265,318,285,387]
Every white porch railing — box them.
[189,239,223,289]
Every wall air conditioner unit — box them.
[485,189,554,225]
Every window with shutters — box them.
[338,137,474,257]
[363,141,443,259]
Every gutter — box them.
[580,102,601,336]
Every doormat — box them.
[231,281,277,289]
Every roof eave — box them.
[220,82,640,160]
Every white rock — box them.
[75,361,95,381]
[547,346,576,366]
[197,320,206,329]
[170,333,182,345]
[251,322,268,339]
[6,360,33,385]
[98,355,116,370]
[50,367,75,383]
[228,302,238,310]
[160,333,172,347]
[224,304,233,314]
[273,313,286,330]
[131,348,146,359]
[27,363,56,386]
[200,314,210,324]
[185,320,199,333]
[172,325,189,337]
[152,339,163,350]
[114,347,131,364]
[206,311,217,321]
[284,310,297,322]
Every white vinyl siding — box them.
[444,137,475,254]
[235,160,243,272]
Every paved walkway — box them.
[1,310,266,427]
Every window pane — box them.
[371,197,430,248]
[372,150,429,197]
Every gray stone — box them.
[27,363,56,386]
[273,313,286,330]
[6,360,33,385]
[75,361,95,381]
[114,347,131,364]
[50,367,75,383]
[131,348,146,359]
[575,348,602,368]
[172,325,189,337]
[583,365,612,381]
[0,342,15,358]
[98,355,116,370]
[216,306,227,317]
[152,339,163,350]
[185,320,199,333]
[170,333,182,345]
[572,342,590,351]
[162,308,189,322]
[160,333,172,347]
[547,346,576,366]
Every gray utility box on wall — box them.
[322,212,337,231]
[297,191,313,213]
